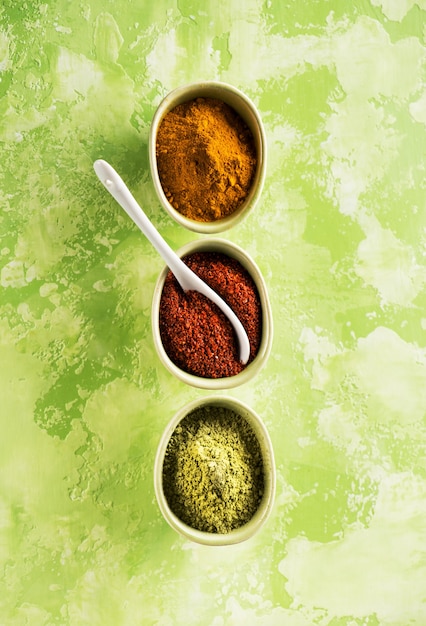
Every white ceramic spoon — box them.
[93,159,250,364]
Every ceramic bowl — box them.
[148,81,266,234]
[151,237,273,390]
[154,395,276,546]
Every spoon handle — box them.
[93,160,250,364]
[93,160,179,272]
[94,160,205,292]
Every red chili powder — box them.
[159,251,262,378]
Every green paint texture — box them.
[1,0,426,624]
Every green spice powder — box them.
[162,406,264,534]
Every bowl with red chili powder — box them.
[151,237,273,389]
[154,395,276,546]
[149,81,266,234]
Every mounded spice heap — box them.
[156,97,257,222]
[162,405,264,533]
[159,251,262,378]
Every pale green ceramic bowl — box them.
[154,395,276,546]
[151,237,273,390]
[148,81,266,234]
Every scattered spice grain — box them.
[159,251,262,378]
[162,405,264,533]
[156,97,257,222]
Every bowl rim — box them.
[148,80,267,234]
[151,237,273,390]
[153,394,276,546]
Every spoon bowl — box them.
[93,159,250,364]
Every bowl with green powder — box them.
[154,396,275,546]
[149,81,266,234]
[151,237,273,390]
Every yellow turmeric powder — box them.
[155,97,257,222]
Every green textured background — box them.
[1,1,426,624]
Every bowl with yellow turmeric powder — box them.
[151,237,273,390]
[154,395,276,545]
[149,81,266,233]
